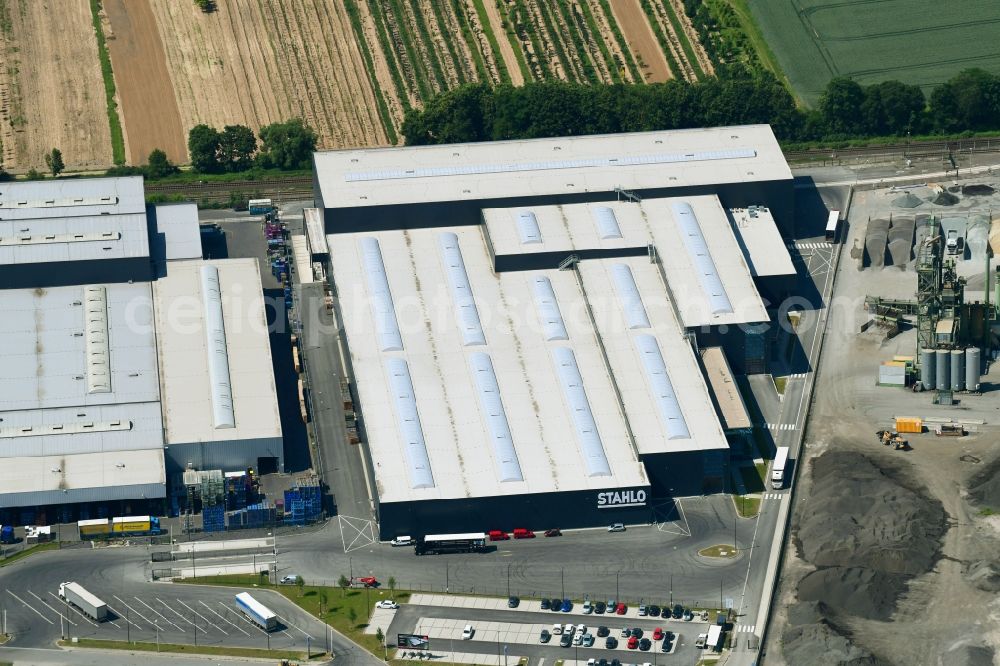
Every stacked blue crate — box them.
[203,505,225,532]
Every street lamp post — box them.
[669,574,673,606]
[561,568,565,599]
[507,563,511,599]
[615,570,620,602]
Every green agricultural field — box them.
[747,0,1000,106]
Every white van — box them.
[390,536,413,546]
[462,624,474,640]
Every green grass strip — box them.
[715,0,789,87]
[428,0,469,84]
[449,0,491,82]
[404,0,449,91]
[88,0,126,165]
[469,0,513,84]
[553,0,599,83]
[509,0,552,79]
[596,0,643,82]
[494,0,534,82]
[379,0,433,101]
[59,639,308,660]
[0,542,59,568]
[576,1,621,83]
[358,0,413,113]
[638,0,683,79]
[342,0,399,143]
[659,0,704,78]
[533,0,580,80]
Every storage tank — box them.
[936,350,950,390]
[920,348,936,390]
[951,349,966,391]
[966,346,981,392]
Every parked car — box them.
[488,530,509,541]
[620,627,631,638]
[638,604,647,617]
[582,600,593,614]
[550,599,563,612]
[610,659,621,666]
[513,528,535,539]
[508,596,520,608]
[608,523,626,533]
[356,576,378,588]
[552,624,563,635]
[660,606,672,618]
[279,575,301,584]
[683,608,694,621]
[605,637,618,649]
[671,604,684,619]
[561,599,573,612]
[596,626,610,637]
[462,625,475,640]
[598,659,609,666]
[575,624,587,635]
[695,634,708,649]
[661,638,673,653]
[389,536,412,546]
[648,605,660,617]
[663,631,675,642]
[632,628,643,639]
[627,636,639,650]
[540,629,551,643]
[607,599,616,611]
[615,603,627,615]
[560,633,573,648]
[541,598,551,610]
[544,528,562,537]
[582,633,595,647]
[375,600,398,609]
[564,623,575,635]
[700,610,709,621]
[595,601,607,614]
[573,633,584,646]
[652,628,663,641]
[639,638,651,651]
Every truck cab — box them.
[946,230,961,255]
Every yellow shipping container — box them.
[77,519,110,536]
[112,518,151,533]
[895,417,923,434]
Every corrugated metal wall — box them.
[164,437,284,474]
[0,482,166,508]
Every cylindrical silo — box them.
[966,347,981,392]
[951,349,966,391]
[936,350,950,391]
[920,348,936,390]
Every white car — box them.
[462,625,475,640]
[279,575,301,584]
[564,623,574,635]
[572,632,584,646]
[390,536,413,546]
[582,600,593,614]
[552,624,563,635]
[608,523,626,533]
[375,600,399,609]
[575,624,587,635]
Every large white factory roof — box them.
[0,282,160,412]
[151,202,202,262]
[727,206,795,277]
[329,224,735,504]
[0,448,166,507]
[153,258,282,446]
[314,125,791,209]
[0,212,150,266]
[0,176,146,220]
[483,196,770,327]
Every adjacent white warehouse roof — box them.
[0,402,164,458]
[728,206,795,277]
[151,202,202,262]
[0,282,160,412]
[153,259,282,446]
[0,176,146,220]
[483,196,771,327]
[314,125,791,209]
[327,224,740,504]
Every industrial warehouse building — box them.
[0,177,282,523]
[311,125,795,538]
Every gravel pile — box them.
[892,192,923,208]
[965,560,1000,592]
[941,644,996,666]
[887,216,915,266]
[967,456,1000,509]
[962,184,995,196]
[929,191,960,206]
[782,621,889,666]
[797,567,908,620]
[864,218,890,268]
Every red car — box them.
[627,636,639,650]
[615,603,627,615]
[355,576,378,587]
[513,528,535,539]
[652,628,663,641]
[488,530,510,541]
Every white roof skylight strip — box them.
[344,148,758,182]
[200,265,236,429]
[552,347,612,478]
[516,211,542,244]
[439,232,486,346]
[469,352,524,483]
[359,237,404,352]
[83,286,111,394]
[634,334,690,440]
[593,206,623,240]
[531,276,568,341]
[385,357,436,489]
[671,202,734,315]
[610,264,650,329]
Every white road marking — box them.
[47,592,99,627]
[224,601,267,635]
[766,423,797,431]
[6,590,54,624]
[106,604,145,631]
[29,591,75,625]
[280,615,313,639]
[114,595,155,626]
[176,598,227,635]
[156,597,202,630]
[134,596,185,632]
[199,600,250,636]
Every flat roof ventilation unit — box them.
[672,202,733,315]
[610,264,650,330]
[516,210,542,245]
[359,237,404,352]
[531,276,568,341]
[635,334,690,440]
[439,232,486,346]
[385,357,436,489]
[469,352,524,483]
[83,286,111,394]
[200,264,236,429]
[552,346,612,477]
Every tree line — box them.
[187,118,317,173]
[401,67,1000,146]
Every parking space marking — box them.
[134,596,185,632]
[280,616,313,639]
[176,598,227,635]
[107,603,146,631]
[114,595,156,627]
[223,601,268,635]
[47,592,100,627]
[156,597,202,631]
[29,591,76,626]
[6,590,54,625]
[199,601,250,636]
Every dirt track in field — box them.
[607,0,672,82]
[0,0,111,170]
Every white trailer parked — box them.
[59,582,109,622]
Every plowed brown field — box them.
[0,0,111,170]
[608,0,672,82]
